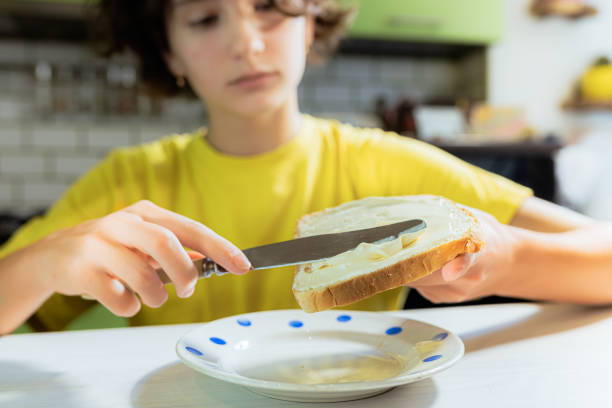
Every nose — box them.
[229,17,265,60]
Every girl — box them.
[1,0,610,335]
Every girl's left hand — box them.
[408,206,519,303]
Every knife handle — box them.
[80,258,229,300]
[155,257,228,285]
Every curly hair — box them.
[93,0,355,96]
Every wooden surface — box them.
[431,138,562,157]
[562,99,612,111]
[2,303,612,407]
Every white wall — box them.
[488,0,612,139]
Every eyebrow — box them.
[173,0,217,6]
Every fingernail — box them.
[180,280,197,298]
[466,253,477,267]
[181,288,195,298]
[232,251,252,273]
[111,279,126,295]
[442,265,459,282]
[180,286,195,298]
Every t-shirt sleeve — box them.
[343,127,533,224]
[0,149,137,331]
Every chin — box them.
[226,91,290,117]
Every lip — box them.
[228,71,279,89]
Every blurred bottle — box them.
[78,64,97,117]
[375,96,417,136]
[93,62,107,117]
[53,63,75,116]
[118,65,138,115]
[34,61,53,117]
[105,63,122,115]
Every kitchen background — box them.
[1,0,612,315]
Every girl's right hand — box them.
[32,200,251,317]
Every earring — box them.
[176,76,186,88]
[306,39,314,55]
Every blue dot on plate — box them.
[209,337,227,345]
[423,354,443,362]
[337,315,352,323]
[237,319,252,327]
[433,332,448,341]
[386,326,402,335]
[185,346,203,356]
[289,320,304,328]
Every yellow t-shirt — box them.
[0,115,532,330]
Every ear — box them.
[163,50,187,78]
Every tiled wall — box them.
[0,40,485,213]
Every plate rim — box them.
[176,309,464,393]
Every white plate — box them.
[176,310,463,403]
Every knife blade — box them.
[155,218,426,284]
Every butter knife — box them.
[155,218,426,284]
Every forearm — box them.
[0,244,53,335]
[500,223,612,304]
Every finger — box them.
[129,248,160,269]
[82,271,141,317]
[187,250,205,260]
[131,249,203,271]
[409,254,476,288]
[408,268,446,287]
[417,286,469,304]
[98,212,198,298]
[416,287,443,303]
[125,201,251,274]
[132,250,204,269]
[99,242,168,308]
[441,254,475,282]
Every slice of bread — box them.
[292,195,484,313]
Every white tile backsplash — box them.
[328,56,375,79]
[54,154,101,178]
[139,124,191,144]
[0,126,23,148]
[33,42,94,65]
[0,98,30,120]
[0,40,29,64]
[31,127,79,150]
[7,71,34,93]
[378,58,419,82]
[0,40,485,212]
[87,127,134,150]
[0,154,46,176]
[0,181,13,208]
[301,62,334,85]
[313,83,353,103]
[23,181,70,207]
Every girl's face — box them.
[165,0,313,117]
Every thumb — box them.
[441,253,476,282]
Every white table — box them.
[2,302,612,407]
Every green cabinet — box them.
[343,0,503,44]
[11,0,92,3]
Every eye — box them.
[189,14,219,27]
[255,0,275,12]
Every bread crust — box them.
[292,201,484,313]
